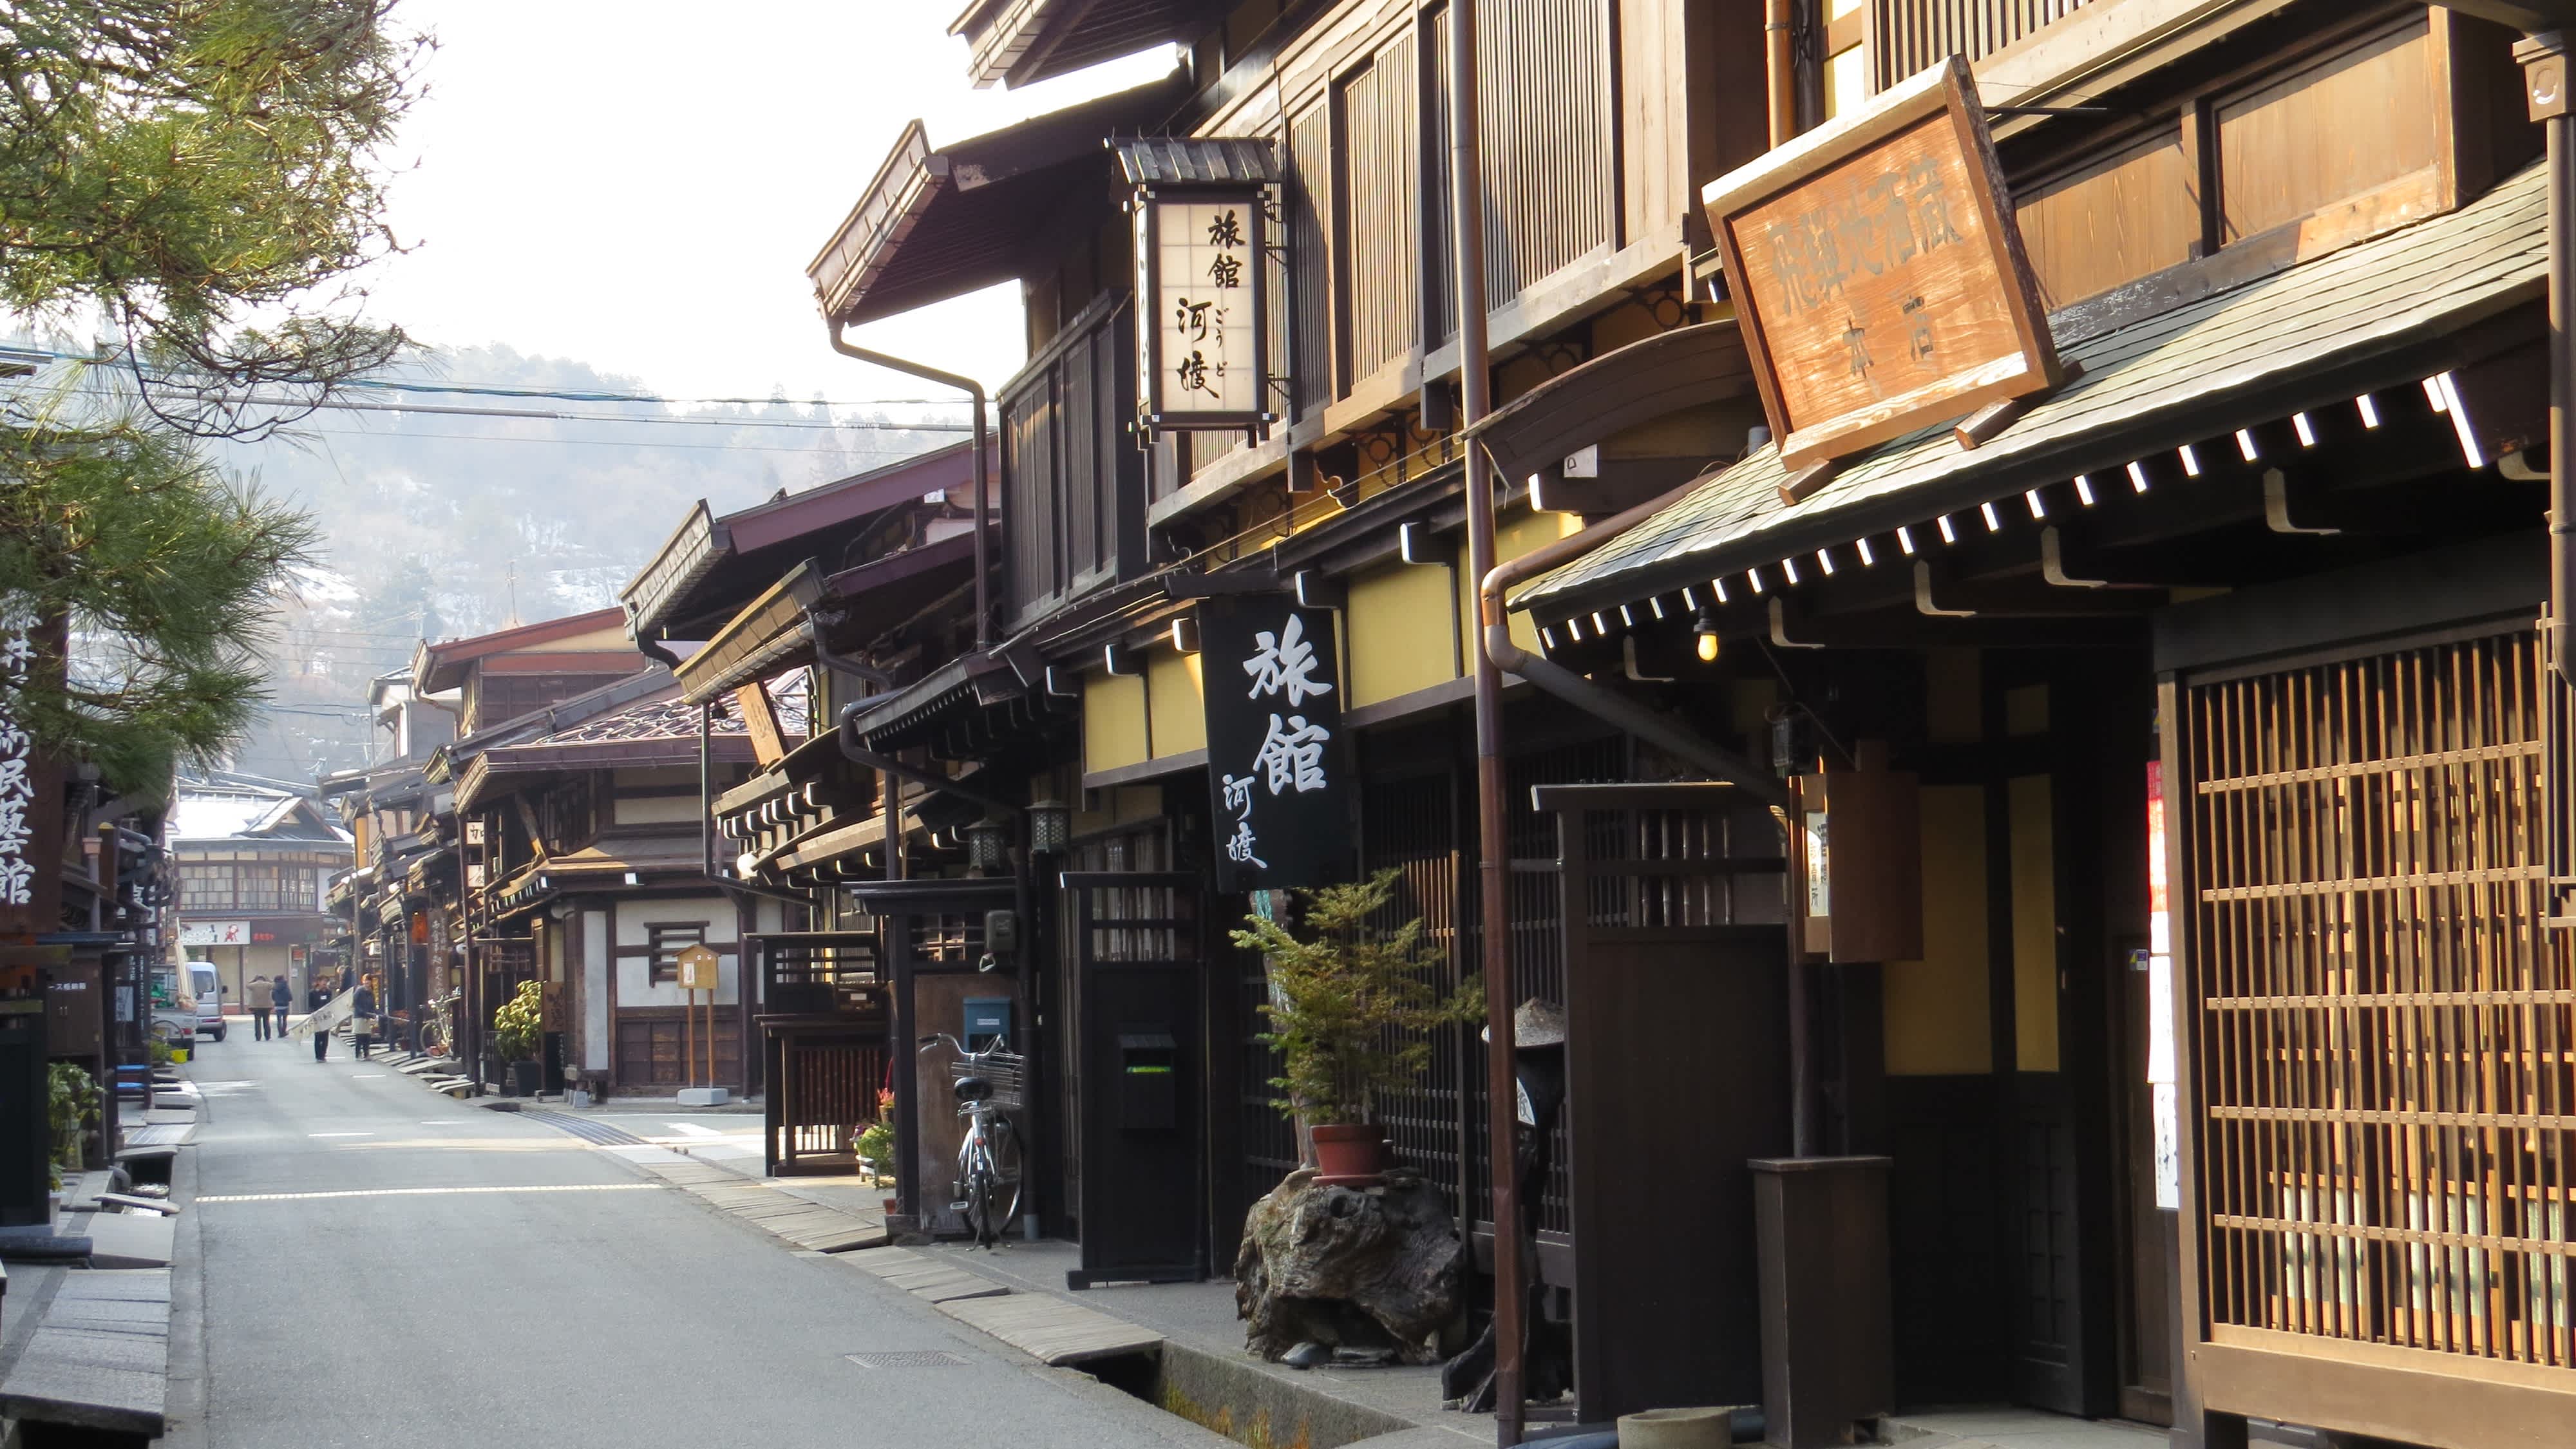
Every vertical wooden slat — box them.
[2186,629,2575,1368]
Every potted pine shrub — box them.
[1231,867,1481,1184]
[493,980,545,1098]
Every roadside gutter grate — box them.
[845,1351,970,1369]
[524,1111,651,1147]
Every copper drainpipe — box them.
[1766,0,1797,148]
[827,321,992,650]
[1443,4,1531,1443]
[1477,496,1784,813]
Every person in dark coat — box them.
[271,974,294,1041]
[309,983,332,1061]
[350,980,377,1059]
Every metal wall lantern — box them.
[964,819,1012,875]
[1028,800,1072,854]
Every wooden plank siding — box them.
[1337,31,1420,395]
[1473,0,1616,304]
[1870,0,2099,93]
[1000,292,1139,628]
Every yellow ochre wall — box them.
[1883,784,1994,1077]
[2010,773,2060,1073]
[1146,649,1206,759]
[1347,562,1459,706]
[1084,671,1149,775]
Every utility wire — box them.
[283,426,940,456]
[52,384,967,432]
[4,345,974,410]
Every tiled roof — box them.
[1111,137,1279,186]
[1518,160,2548,616]
[525,676,812,748]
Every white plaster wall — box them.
[613,795,704,826]
[612,896,739,1007]
[581,909,609,1071]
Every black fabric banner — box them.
[1198,596,1349,893]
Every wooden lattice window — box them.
[2183,625,2576,1367]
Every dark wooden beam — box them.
[1763,594,2146,650]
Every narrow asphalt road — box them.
[173,1031,1223,1449]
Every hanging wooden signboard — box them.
[1199,596,1349,893]
[1700,55,2063,473]
[1133,188,1273,438]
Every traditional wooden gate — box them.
[2171,623,2576,1444]
[1535,781,1792,1423]
[1063,871,1209,1285]
[755,931,887,1175]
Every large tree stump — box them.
[1233,1166,1468,1364]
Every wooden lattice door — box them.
[2179,624,2576,1371]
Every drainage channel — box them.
[522,1111,652,1148]
[1086,1338,1412,1449]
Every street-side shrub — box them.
[491,980,544,1063]
[1230,867,1481,1128]
[47,1062,99,1188]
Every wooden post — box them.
[685,986,696,1092]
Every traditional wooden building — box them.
[1498,5,2565,1448]
[709,1,2576,1444]
[171,774,353,1022]
[618,441,997,1173]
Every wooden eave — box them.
[675,562,827,706]
[954,0,1208,90]
[806,70,1188,326]
[411,607,629,694]
[1467,321,1758,487]
[623,439,990,645]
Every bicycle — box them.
[917,1031,1024,1249]
[416,991,460,1059]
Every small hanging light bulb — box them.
[1693,604,1721,663]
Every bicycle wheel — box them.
[972,1121,1023,1245]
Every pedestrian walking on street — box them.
[271,974,293,1041]
[352,979,377,1060]
[249,977,273,1040]
[309,983,331,1061]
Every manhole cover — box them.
[845,1351,969,1369]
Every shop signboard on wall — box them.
[1133,188,1272,438]
[1700,55,2063,471]
[180,920,251,947]
[1200,596,1348,893]
[0,599,64,936]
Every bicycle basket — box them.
[950,1050,1023,1113]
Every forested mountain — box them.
[204,343,967,782]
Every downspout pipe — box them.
[1445,5,1526,1444]
[835,700,1023,820]
[827,321,992,650]
[1476,483,1788,812]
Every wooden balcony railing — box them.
[758,931,879,1017]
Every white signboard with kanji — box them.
[1136,189,1271,435]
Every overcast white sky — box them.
[360,3,1177,404]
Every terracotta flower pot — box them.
[1311,1123,1387,1186]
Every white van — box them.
[189,961,226,1043]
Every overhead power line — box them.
[4,345,978,410]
